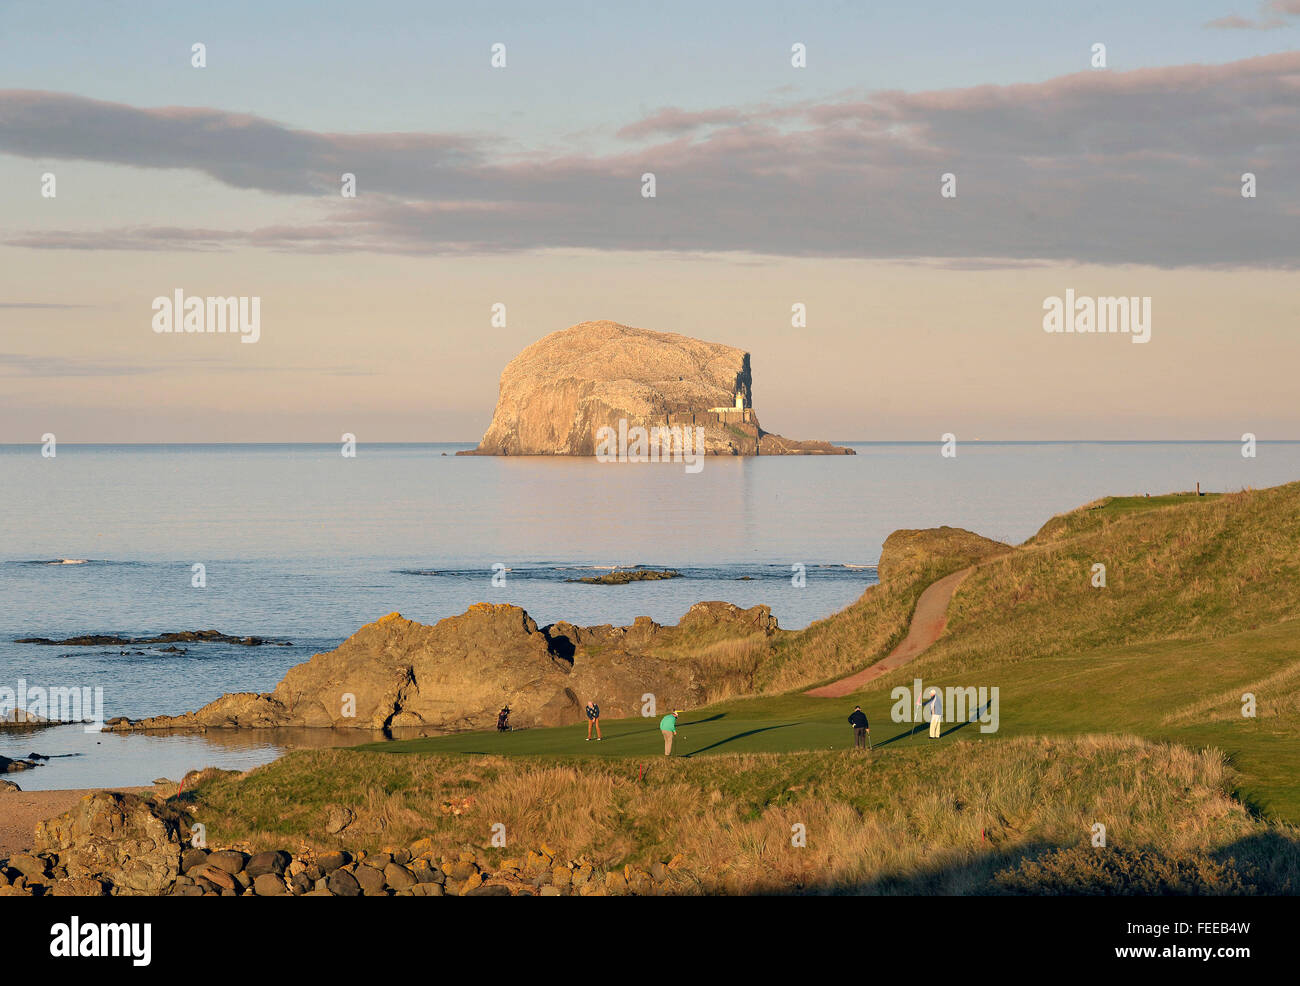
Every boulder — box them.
[355,864,387,895]
[467,883,511,896]
[191,864,237,893]
[316,850,350,873]
[33,792,183,895]
[246,850,290,878]
[411,859,444,884]
[383,863,416,890]
[326,869,361,897]
[180,847,209,873]
[253,872,287,896]
[206,850,248,874]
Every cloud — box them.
[3,52,1300,268]
[0,302,93,309]
[0,352,378,378]
[1206,1,1300,29]
[0,353,166,377]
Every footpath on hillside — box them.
[805,566,974,698]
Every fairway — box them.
[370,708,953,759]
[364,617,1300,824]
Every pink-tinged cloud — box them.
[3,52,1300,267]
[1206,0,1300,28]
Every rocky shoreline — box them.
[0,752,49,778]
[0,790,688,897]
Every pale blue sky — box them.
[2,0,1294,145]
[2,1,1298,442]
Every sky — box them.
[1,0,1298,441]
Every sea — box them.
[2,440,1296,788]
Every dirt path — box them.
[0,787,152,859]
[805,566,974,698]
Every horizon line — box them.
[3,439,1299,448]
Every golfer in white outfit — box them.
[918,688,944,739]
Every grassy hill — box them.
[918,485,1300,677]
[183,481,1300,893]
[755,525,1010,692]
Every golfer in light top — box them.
[918,688,943,739]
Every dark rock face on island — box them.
[105,601,781,735]
[460,320,853,456]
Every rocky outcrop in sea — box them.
[461,320,853,456]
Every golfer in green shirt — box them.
[660,710,681,756]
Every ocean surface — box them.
[2,440,1296,788]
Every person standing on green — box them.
[660,709,681,756]
[847,705,870,751]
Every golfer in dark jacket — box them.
[848,706,870,751]
[585,700,602,741]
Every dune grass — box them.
[935,484,1300,678]
[184,734,1298,894]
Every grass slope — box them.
[183,482,1300,892]
[186,736,1298,894]
[365,483,1300,822]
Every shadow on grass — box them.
[1210,830,1300,893]
[683,714,726,725]
[734,840,1058,895]
[682,723,799,757]
[873,725,931,748]
[738,829,1300,895]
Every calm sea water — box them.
[2,440,1296,788]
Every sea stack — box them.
[462,320,854,455]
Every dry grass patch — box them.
[181,733,1297,894]
[1162,659,1300,727]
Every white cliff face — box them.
[470,320,751,455]
[467,320,850,456]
